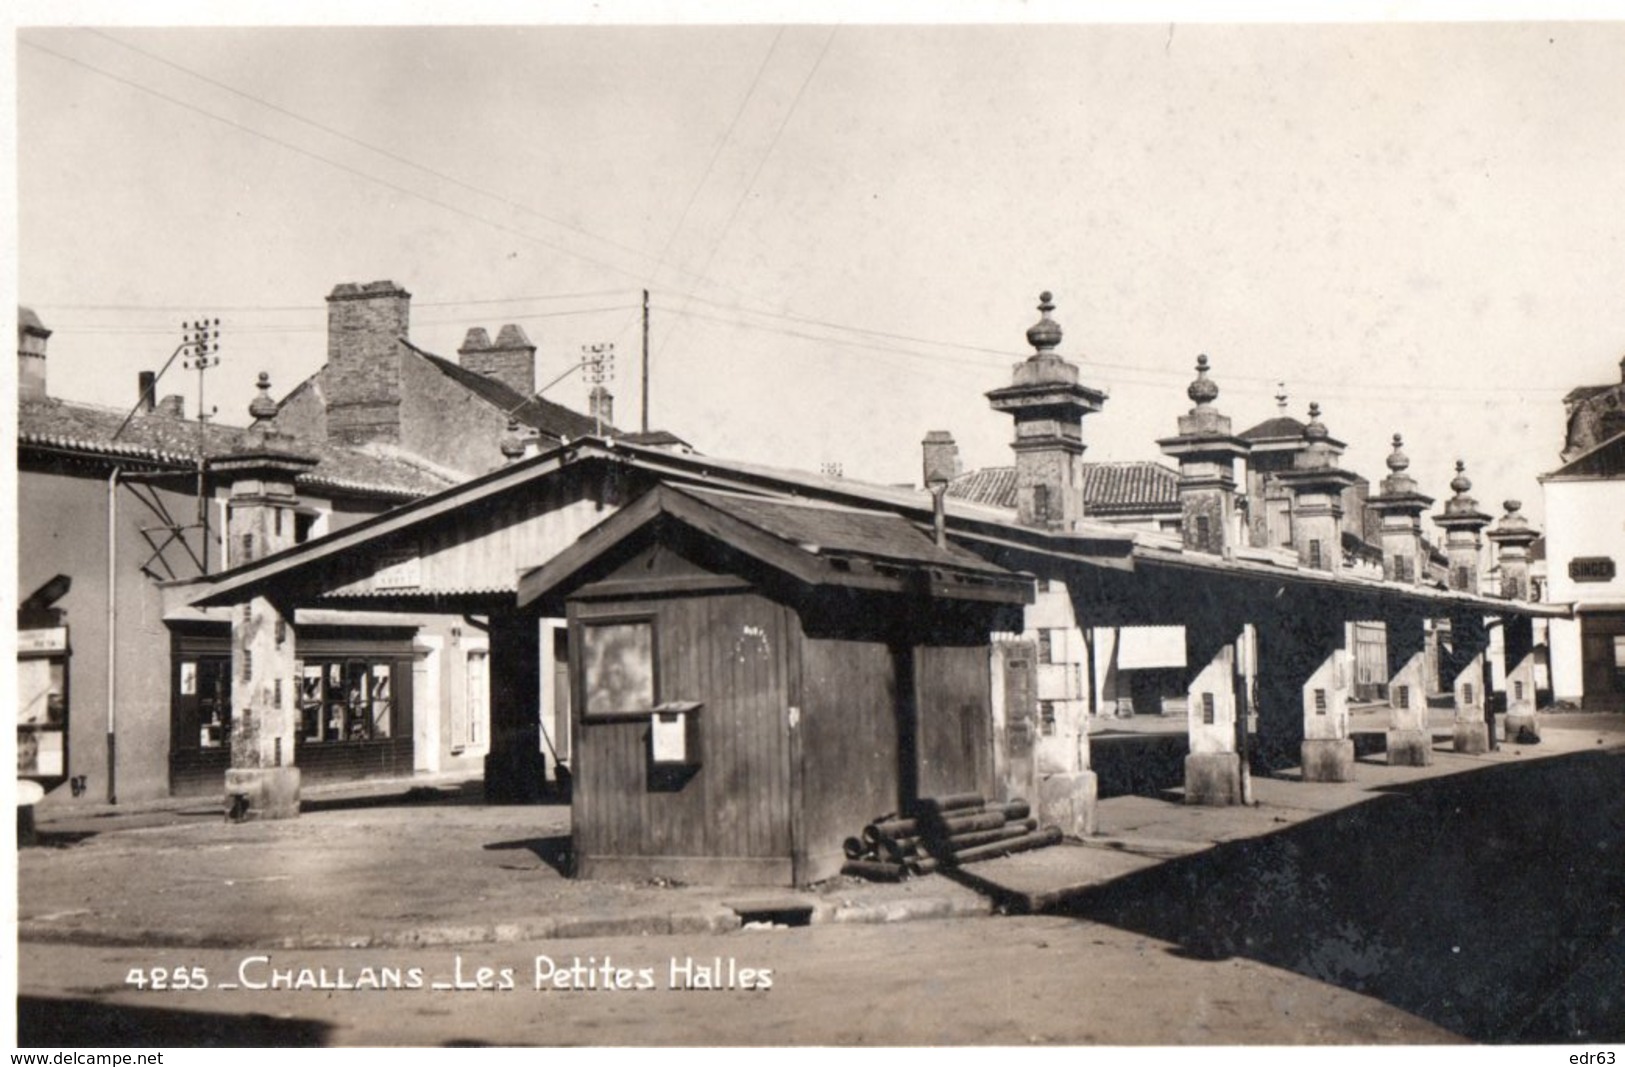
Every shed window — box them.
[583,620,657,717]
[1308,539,1323,570]
[1313,688,1327,714]
[1397,685,1410,709]
[1463,682,1475,707]
[1201,692,1216,725]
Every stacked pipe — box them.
[841,792,1063,881]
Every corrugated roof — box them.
[18,397,456,499]
[681,486,1010,576]
[947,462,1179,514]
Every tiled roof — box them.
[1240,415,1307,441]
[413,348,607,441]
[18,397,456,499]
[947,466,1017,508]
[948,462,1180,515]
[682,486,1009,576]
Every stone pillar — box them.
[1502,615,1539,742]
[1433,464,1494,754]
[1256,607,1352,781]
[1301,621,1354,782]
[986,292,1107,532]
[1433,461,1492,594]
[1157,355,1252,556]
[1448,612,1492,754]
[1487,500,1542,743]
[1183,617,1245,804]
[215,373,316,820]
[226,595,301,819]
[484,611,546,802]
[1276,404,1361,572]
[1385,613,1431,765]
[1366,434,1434,583]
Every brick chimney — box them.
[1432,461,1493,592]
[325,280,411,446]
[158,395,186,418]
[1275,404,1361,572]
[459,323,536,397]
[1157,355,1251,555]
[986,292,1107,531]
[18,307,50,402]
[1365,434,1434,583]
[137,371,157,415]
[589,385,614,430]
[922,430,960,549]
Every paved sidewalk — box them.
[18,715,1624,950]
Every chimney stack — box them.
[589,385,614,431]
[986,291,1106,531]
[18,307,50,402]
[1157,355,1251,555]
[325,280,411,446]
[459,323,537,397]
[922,430,960,549]
[158,394,186,419]
[137,371,157,414]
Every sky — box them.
[14,7,1625,531]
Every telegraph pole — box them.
[183,319,221,570]
[641,289,650,434]
[584,342,616,436]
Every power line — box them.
[50,304,640,336]
[640,28,785,293]
[80,29,750,299]
[655,28,838,367]
[21,40,718,292]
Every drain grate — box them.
[725,899,814,927]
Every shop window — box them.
[296,659,399,742]
[177,657,232,750]
[582,620,656,717]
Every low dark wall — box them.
[1091,732,1190,798]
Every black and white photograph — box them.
[8,2,1625,1054]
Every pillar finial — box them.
[1187,354,1219,407]
[1025,290,1062,354]
[1386,434,1409,473]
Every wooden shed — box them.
[518,483,1032,886]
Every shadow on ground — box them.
[484,833,573,876]
[16,995,334,1047]
[1051,748,1625,1043]
[299,779,493,814]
